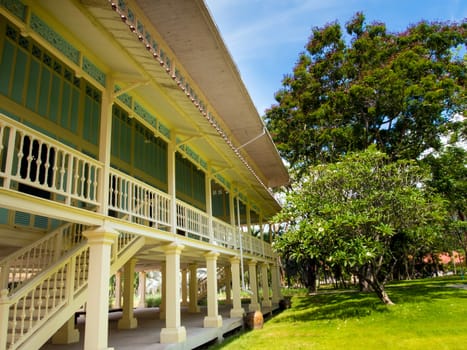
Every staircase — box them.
[0,223,145,350]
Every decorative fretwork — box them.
[134,101,156,128]
[0,0,26,21]
[83,56,106,86]
[30,13,80,65]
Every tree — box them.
[265,13,466,172]
[424,145,467,265]
[273,147,447,304]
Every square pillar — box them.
[118,259,137,329]
[229,256,245,318]
[114,270,122,308]
[261,263,272,308]
[181,267,189,306]
[271,260,282,304]
[160,244,186,344]
[203,252,222,328]
[83,225,119,350]
[224,265,232,305]
[248,260,260,312]
[137,270,146,308]
[188,263,200,313]
[160,262,166,320]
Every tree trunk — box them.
[365,277,395,305]
[306,259,318,293]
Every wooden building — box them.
[0,0,289,349]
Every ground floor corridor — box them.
[40,304,277,350]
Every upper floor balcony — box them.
[0,113,276,261]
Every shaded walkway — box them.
[40,304,275,350]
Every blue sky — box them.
[204,0,467,115]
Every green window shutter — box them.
[0,37,15,96]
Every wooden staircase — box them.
[0,223,145,350]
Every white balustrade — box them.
[0,113,275,261]
[0,114,102,208]
[108,169,171,229]
[0,223,86,294]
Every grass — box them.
[211,277,467,350]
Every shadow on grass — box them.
[274,276,466,323]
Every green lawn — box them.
[213,277,467,350]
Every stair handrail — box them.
[0,230,142,350]
[0,222,86,294]
[0,240,89,350]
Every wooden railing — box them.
[0,231,141,350]
[0,115,102,209]
[0,223,86,295]
[0,113,275,260]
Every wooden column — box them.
[118,259,137,329]
[138,271,146,308]
[229,256,245,318]
[204,252,222,328]
[261,263,272,308]
[248,260,260,312]
[181,267,189,306]
[271,259,282,303]
[83,226,118,350]
[160,244,186,344]
[188,263,200,313]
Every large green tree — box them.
[274,147,447,304]
[265,13,466,171]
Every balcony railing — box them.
[0,113,275,260]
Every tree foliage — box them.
[265,13,466,171]
[273,147,447,304]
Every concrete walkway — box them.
[40,304,274,350]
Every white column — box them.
[118,259,137,329]
[138,271,146,308]
[51,316,79,344]
[188,263,200,313]
[229,256,245,318]
[271,259,282,303]
[181,267,189,306]
[83,226,118,350]
[224,265,232,305]
[248,260,260,312]
[168,137,177,234]
[114,270,122,308]
[159,262,166,320]
[261,263,272,308]
[97,77,113,215]
[204,252,222,328]
[160,244,186,344]
[206,175,214,243]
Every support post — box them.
[204,252,222,328]
[261,263,272,308]
[229,256,245,318]
[224,265,232,305]
[160,244,186,344]
[138,270,146,308]
[0,290,9,350]
[181,267,188,306]
[248,260,260,312]
[271,259,282,303]
[83,226,118,350]
[160,262,166,320]
[114,270,122,308]
[118,259,137,329]
[188,263,200,313]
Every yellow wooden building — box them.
[0,0,289,349]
